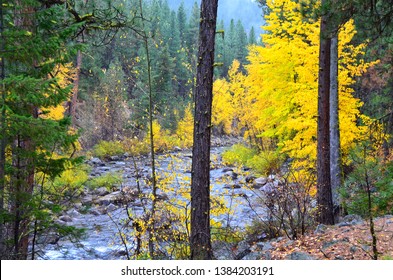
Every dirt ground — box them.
[261,216,393,260]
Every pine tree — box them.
[248,26,257,45]
[191,0,219,260]
[234,20,248,66]
[0,0,82,259]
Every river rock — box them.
[260,182,276,193]
[96,191,123,206]
[66,209,80,217]
[90,157,103,165]
[173,146,182,152]
[59,215,73,223]
[106,203,117,212]
[90,208,103,216]
[253,177,268,188]
[81,194,95,205]
[94,187,110,196]
[286,251,315,260]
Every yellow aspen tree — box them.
[239,0,370,173]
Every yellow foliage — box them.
[175,104,194,148]
[42,63,76,120]
[214,0,375,172]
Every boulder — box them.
[109,155,121,161]
[81,194,95,205]
[106,203,117,212]
[66,209,80,218]
[59,215,73,223]
[253,177,268,188]
[314,224,328,234]
[339,214,363,226]
[260,182,276,193]
[94,187,110,197]
[90,208,103,216]
[90,157,103,165]
[173,146,182,152]
[286,251,315,260]
[95,191,123,206]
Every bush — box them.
[342,149,393,217]
[93,140,125,158]
[247,150,284,176]
[222,144,257,166]
[87,171,123,191]
[121,138,150,156]
[43,164,90,202]
[246,170,316,240]
[223,144,284,176]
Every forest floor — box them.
[259,215,393,260]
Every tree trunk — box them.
[0,0,6,257]
[68,49,82,125]
[329,34,342,222]
[190,0,219,260]
[317,0,335,225]
[11,1,37,259]
[138,0,158,258]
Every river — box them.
[38,147,268,260]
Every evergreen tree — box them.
[177,1,187,49]
[191,0,219,260]
[249,26,257,45]
[234,19,248,66]
[0,0,82,259]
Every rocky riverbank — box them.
[38,145,280,260]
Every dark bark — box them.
[0,0,6,257]
[317,1,334,225]
[190,0,219,260]
[10,1,37,259]
[68,49,82,125]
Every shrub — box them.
[121,138,150,156]
[246,170,316,240]
[87,171,123,191]
[222,144,257,166]
[175,104,194,148]
[247,150,284,176]
[223,144,284,176]
[42,164,90,202]
[93,140,125,158]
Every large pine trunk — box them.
[190,0,219,260]
[68,49,82,125]
[11,1,37,259]
[0,0,6,257]
[317,0,335,225]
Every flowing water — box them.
[39,147,267,260]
